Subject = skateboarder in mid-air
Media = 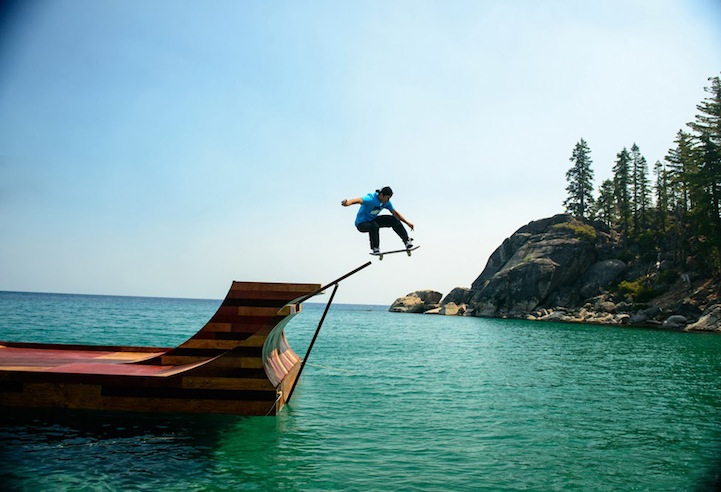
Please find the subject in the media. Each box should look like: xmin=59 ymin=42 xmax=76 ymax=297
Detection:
xmin=341 ymin=186 xmax=415 ymax=255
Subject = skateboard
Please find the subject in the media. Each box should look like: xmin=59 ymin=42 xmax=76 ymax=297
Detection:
xmin=370 ymin=245 xmax=420 ymax=260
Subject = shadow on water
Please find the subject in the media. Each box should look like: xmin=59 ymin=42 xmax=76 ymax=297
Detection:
xmin=0 ymin=407 xmax=284 ymax=491
xmin=698 ymin=457 xmax=721 ymax=492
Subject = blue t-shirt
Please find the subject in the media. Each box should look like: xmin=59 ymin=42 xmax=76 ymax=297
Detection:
xmin=355 ymin=192 xmax=395 ymax=226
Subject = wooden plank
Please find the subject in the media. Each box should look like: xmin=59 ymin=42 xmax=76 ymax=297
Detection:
xmin=200 ymin=322 xmax=233 ymax=332
xmin=98 ymin=396 xmax=274 ymax=415
xmin=236 ymin=306 xmax=289 ymax=317
xmin=208 ymin=313 xmax=282 ymax=325
xmin=0 ymin=346 xmax=166 ymax=369
xmin=100 ymin=385 xmax=276 ymax=401
xmin=183 ymin=332 xmax=267 ymax=347
xmin=96 ymin=351 xmax=163 ymax=361
xmin=198 ymin=323 xmax=265 ymax=335
xmin=230 ymin=282 xmax=320 ymax=293
xmin=18 ymin=382 xmax=102 ymax=407
xmin=225 ymin=290 xmax=314 ymax=301
xmin=182 ymin=377 xmax=274 ymax=391
xmin=177 ymin=339 xmax=264 ymax=351
xmin=160 ymin=356 xmax=213 ymax=366
xmin=160 ymin=356 xmax=263 ymax=369
xmin=237 ymin=357 xmax=263 ymax=369
xmin=2 ymin=391 xmax=277 ymax=416
xmin=0 ymin=342 xmax=166 ymax=353
xmin=230 ymin=334 xmax=266 ymax=348
xmin=48 ymin=362 xmax=175 ymax=376
xmin=0 ymin=365 xmax=50 ymax=372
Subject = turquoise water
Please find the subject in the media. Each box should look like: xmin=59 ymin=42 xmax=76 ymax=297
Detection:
xmin=1 ymin=291 xmax=721 ymax=491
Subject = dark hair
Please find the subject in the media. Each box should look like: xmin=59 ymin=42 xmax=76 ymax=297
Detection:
xmin=377 ymin=186 xmax=393 ymax=197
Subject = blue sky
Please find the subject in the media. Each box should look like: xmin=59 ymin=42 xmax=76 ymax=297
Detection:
xmin=1 ymin=0 xmax=720 ymax=305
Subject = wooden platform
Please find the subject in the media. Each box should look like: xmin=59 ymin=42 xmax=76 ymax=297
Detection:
xmin=0 ymin=281 xmax=321 ymax=416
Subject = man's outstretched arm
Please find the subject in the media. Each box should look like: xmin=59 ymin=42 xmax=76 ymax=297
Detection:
xmin=341 ymin=197 xmax=362 ymax=206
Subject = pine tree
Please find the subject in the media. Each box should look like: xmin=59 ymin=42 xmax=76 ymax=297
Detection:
xmin=630 ymin=143 xmax=651 ymax=234
xmin=555 ymin=73 xmax=721 ymax=274
xmin=594 ymin=179 xmax=615 ymax=228
xmin=653 ymin=160 xmax=668 ymax=232
xmin=665 ymin=131 xmax=697 ymax=264
xmin=613 ymin=148 xmax=632 ymax=240
xmin=688 ymin=75 xmax=721 ymax=145
xmin=688 ymin=76 xmax=721 ymax=269
xmin=665 ymin=130 xmax=696 ymax=214
xmin=563 ymin=139 xmax=595 ymax=220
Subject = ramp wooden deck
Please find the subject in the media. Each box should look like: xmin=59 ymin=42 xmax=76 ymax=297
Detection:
xmin=0 ymin=281 xmax=320 ymax=416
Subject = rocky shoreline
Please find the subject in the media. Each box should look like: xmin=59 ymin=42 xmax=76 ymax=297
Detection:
xmin=390 ymin=214 xmax=721 ymax=333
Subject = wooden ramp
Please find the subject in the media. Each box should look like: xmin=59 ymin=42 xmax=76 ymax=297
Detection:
xmin=0 ymin=281 xmax=321 ymax=416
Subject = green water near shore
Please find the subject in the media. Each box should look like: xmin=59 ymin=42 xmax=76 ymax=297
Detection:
xmin=1 ymin=292 xmax=720 ymax=490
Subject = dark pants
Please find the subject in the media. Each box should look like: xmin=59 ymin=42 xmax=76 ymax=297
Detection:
xmin=356 ymin=215 xmax=409 ymax=249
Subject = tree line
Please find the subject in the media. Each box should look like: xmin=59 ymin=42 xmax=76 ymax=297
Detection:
xmin=563 ymin=73 xmax=721 ymax=274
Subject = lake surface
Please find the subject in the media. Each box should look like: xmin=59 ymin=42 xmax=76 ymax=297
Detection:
xmin=1 ymin=291 xmax=720 ymax=491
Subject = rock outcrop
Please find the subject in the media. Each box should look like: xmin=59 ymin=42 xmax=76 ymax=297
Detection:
xmin=389 ymin=290 xmax=442 ymax=313
xmin=423 ymin=302 xmax=467 ymax=316
xmin=453 ymin=214 xmax=624 ymax=317
xmin=687 ymin=304 xmax=721 ymax=331
xmin=389 ymin=213 xmax=721 ymax=332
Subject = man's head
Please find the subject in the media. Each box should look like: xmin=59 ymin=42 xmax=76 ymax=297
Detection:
xmin=377 ymin=186 xmax=393 ymax=203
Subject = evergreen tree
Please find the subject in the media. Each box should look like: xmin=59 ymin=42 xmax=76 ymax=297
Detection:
xmin=613 ymin=148 xmax=632 ymax=240
xmin=637 ymin=156 xmax=652 ymax=231
xmin=653 ymin=160 xmax=668 ymax=232
xmin=630 ymin=143 xmax=651 ymax=234
xmin=594 ymin=179 xmax=615 ymax=228
xmin=665 ymin=130 xmax=695 ymax=214
xmin=555 ymin=73 xmax=721 ymax=275
xmin=665 ymin=131 xmax=697 ymax=264
xmin=687 ymin=75 xmax=721 ymax=217
xmin=687 ymin=76 xmax=721 ymax=269
xmin=688 ymin=75 xmax=721 ymax=145
xmin=563 ymin=139 xmax=595 ymax=220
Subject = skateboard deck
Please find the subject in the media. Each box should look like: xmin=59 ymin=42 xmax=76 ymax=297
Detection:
xmin=370 ymin=245 xmax=420 ymax=260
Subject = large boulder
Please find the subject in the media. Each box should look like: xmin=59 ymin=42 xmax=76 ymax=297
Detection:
xmin=440 ymin=302 xmax=460 ymax=316
xmin=442 ymin=287 xmax=471 ymax=305
xmin=663 ymin=315 xmax=688 ymax=328
xmin=578 ymin=259 xmax=626 ymax=299
xmin=686 ymin=304 xmax=721 ymax=332
xmin=410 ymin=290 xmax=442 ymax=304
xmin=389 ymin=290 xmax=442 ymax=313
xmin=423 ymin=302 xmax=467 ymax=316
xmin=454 ymin=214 xmax=617 ymax=317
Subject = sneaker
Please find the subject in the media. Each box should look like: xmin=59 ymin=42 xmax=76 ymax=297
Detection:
xmin=371 ymin=248 xmax=381 ymax=255
xmin=404 ymin=238 xmax=414 ymax=249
